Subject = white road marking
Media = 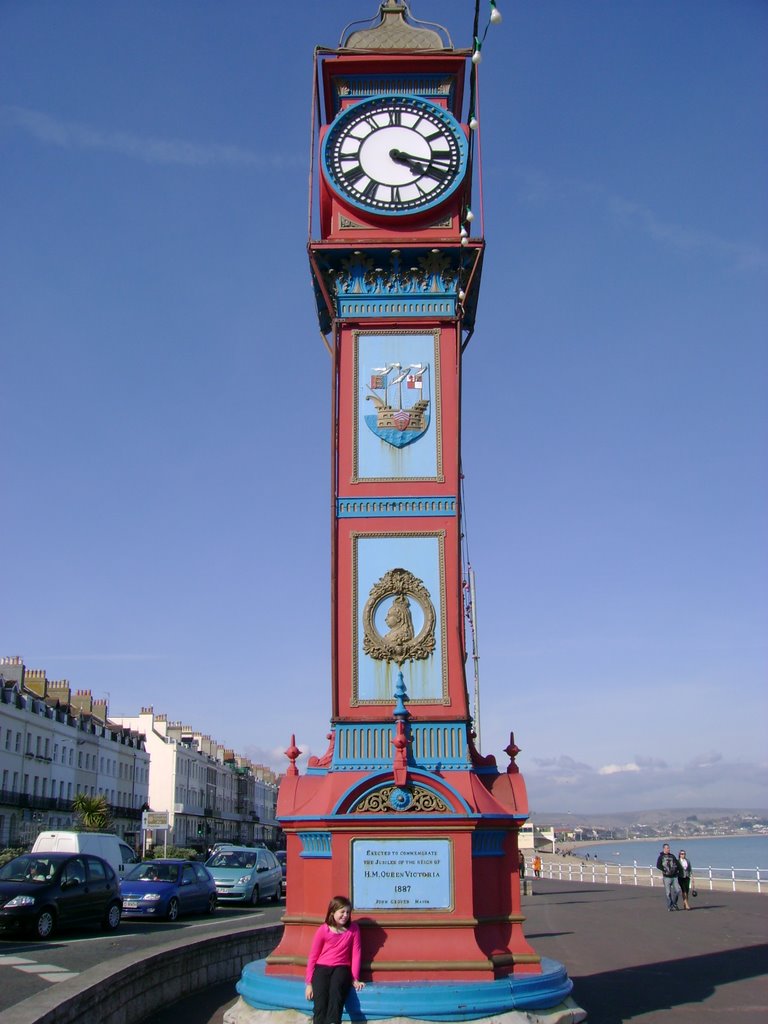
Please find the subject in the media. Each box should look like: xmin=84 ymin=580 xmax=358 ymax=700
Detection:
xmin=14 ymin=963 xmax=71 ymax=974
xmin=1 ymin=959 xmax=80 ymax=984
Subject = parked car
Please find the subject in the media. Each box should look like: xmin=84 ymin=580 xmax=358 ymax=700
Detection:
xmin=0 ymin=852 xmax=122 ymax=939
xmin=119 ymin=859 xmax=217 ymax=921
xmin=205 ymin=845 xmax=282 ymax=905
xmin=32 ymin=831 xmax=140 ymax=879
xmin=275 ymin=850 xmax=287 ymax=895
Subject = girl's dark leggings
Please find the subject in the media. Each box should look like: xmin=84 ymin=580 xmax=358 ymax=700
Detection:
xmin=312 ymin=964 xmax=352 ymax=1024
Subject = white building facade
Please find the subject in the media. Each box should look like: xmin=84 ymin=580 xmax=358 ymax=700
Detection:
xmin=0 ymin=657 xmax=149 ymax=849
xmin=113 ymin=708 xmax=279 ymax=852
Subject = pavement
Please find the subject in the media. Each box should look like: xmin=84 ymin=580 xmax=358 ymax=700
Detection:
xmin=143 ymin=879 xmax=768 ymax=1024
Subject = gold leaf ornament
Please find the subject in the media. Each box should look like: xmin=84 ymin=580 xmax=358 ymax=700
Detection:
xmin=362 ymin=567 xmax=436 ymax=665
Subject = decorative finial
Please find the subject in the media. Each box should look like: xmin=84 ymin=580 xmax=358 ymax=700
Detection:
xmin=391 ymin=672 xmax=411 ymax=787
xmin=393 ymin=671 xmax=410 ymax=719
xmin=505 ymin=732 xmax=521 ymax=774
xmin=285 ymin=734 xmax=301 ymax=776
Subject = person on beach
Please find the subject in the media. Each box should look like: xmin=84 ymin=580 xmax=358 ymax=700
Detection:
xmin=305 ymin=895 xmax=365 ymax=1024
xmin=677 ymin=850 xmax=694 ymax=910
xmin=533 ymin=854 xmax=542 ymax=878
xmin=656 ymin=843 xmax=681 ymax=910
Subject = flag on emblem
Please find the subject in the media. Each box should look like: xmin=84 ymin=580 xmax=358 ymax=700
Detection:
xmin=370 ymin=374 xmax=387 ymax=389
xmin=407 ymin=374 xmax=423 ymax=389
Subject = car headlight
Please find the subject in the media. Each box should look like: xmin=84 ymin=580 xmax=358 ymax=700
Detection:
xmin=5 ymin=895 xmax=35 ymax=908
xmin=142 ymin=893 xmax=163 ymax=902
xmin=237 ymin=874 xmax=252 ymax=885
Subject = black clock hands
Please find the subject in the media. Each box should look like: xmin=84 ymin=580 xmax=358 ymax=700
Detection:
xmin=390 ymin=148 xmax=427 ymax=174
xmin=390 ymin=149 xmax=450 ymax=183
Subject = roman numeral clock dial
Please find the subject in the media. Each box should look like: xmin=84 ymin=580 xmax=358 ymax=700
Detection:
xmin=322 ymin=95 xmax=468 ymax=216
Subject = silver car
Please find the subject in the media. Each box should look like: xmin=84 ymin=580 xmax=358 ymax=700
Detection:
xmin=204 ymin=846 xmax=282 ymax=905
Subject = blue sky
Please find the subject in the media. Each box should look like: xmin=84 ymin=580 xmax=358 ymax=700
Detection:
xmin=2 ymin=1 xmax=766 ymax=814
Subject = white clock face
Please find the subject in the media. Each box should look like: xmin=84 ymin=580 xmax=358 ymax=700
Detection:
xmin=322 ymin=96 xmax=467 ymax=215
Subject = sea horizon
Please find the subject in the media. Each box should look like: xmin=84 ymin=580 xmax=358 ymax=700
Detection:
xmin=570 ymin=834 xmax=768 ymax=871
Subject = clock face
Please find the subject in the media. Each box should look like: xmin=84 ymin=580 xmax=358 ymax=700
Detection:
xmin=322 ymin=95 xmax=468 ymax=216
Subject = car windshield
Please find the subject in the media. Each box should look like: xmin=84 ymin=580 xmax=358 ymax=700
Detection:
xmin=0 ymin=856 xmax=57 ymax=882
xmin=207 ymin=851 xmax=257 ymax=869
xmin=126 ymin=863 xmax=178 ymax=882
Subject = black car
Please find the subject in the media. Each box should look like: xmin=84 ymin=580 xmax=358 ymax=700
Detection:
xmin=0 ymin=852 xmax=122 ymax=939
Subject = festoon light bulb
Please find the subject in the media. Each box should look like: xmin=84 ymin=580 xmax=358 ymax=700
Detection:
xmin=490 ymin=1 xmax=503 ymax=26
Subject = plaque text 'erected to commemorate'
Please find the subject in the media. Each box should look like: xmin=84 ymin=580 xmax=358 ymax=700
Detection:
xmin=352 ymin=839 xmax=452 ymax=910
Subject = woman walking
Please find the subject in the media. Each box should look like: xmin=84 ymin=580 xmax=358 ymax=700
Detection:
xmin=305 ymin=896 xmax=365 ymax=1024
xmin=677 ymin=850 xmax=694 ymax=910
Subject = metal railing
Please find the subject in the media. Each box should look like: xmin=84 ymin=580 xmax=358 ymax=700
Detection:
xmin=536 ymin=858 xmax=766 ymax=894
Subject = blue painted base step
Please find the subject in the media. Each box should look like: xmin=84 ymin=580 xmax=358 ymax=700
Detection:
xmin=230 ymin=958 xmax=585 ymax=1023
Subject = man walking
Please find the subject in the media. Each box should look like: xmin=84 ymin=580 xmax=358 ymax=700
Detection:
xmin=656 ymin=843 xmax=681 ymax=911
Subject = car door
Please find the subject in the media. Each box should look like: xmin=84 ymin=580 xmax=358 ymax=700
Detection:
xmin=257 ymin=849 xmax=280 ymax=898
xmin=178 ymin=863 xmax=202 ymax=913
xmin=57 ymin=856 xmax=89 ymax=925
xmin=84 ymin=856 xmax=116 ymax=921
xmin=192 ymin=863 xmax=214 ymax=910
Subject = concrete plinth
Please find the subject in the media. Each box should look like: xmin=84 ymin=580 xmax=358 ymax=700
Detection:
xmin=224 ymin=998 xmax=586 ymax=1024
xmin=225 ymin=959 xmax=585 ymax=1024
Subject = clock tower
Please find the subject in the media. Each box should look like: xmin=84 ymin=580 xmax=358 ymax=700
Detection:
xmin=232 ymin=4 xmax=579 ymax=1022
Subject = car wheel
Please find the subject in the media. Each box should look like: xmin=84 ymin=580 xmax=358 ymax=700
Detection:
xmin=250 ymin=886 xmax=260 ymax=907
xmin=101 ymin=901 xmax=122 ymax=931
xmin=271 ymin=884 xmax=280 ymax=903
xmin=32 ymin=908 xmax=56 ymax=940
xmin=166 ymin=897 xmax=180 ymax=922
xmin=206 ymin=893 xmax=217 ymax=915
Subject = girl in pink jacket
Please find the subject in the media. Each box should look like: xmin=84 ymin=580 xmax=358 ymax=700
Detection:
xmin=305 ymin=896 xmax=365 ymax=1024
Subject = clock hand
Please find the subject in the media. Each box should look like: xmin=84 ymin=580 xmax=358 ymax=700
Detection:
xmin=389 ymin=149 xmax=428 ymax=175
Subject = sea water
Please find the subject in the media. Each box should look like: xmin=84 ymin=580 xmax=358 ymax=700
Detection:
xmin=574 ymin=834 xmax=768 ymax=870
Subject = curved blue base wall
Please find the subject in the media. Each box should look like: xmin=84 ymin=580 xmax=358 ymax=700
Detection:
xmin=236 ymin=959 xmax=573 ymax=1022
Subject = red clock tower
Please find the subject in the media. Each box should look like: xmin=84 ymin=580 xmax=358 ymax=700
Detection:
xmin=233 ymin=4 xmax=578 ymax=1022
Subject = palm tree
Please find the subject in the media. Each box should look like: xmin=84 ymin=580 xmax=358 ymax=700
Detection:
xmin=71 ymin=792 xmax=113 ymax=832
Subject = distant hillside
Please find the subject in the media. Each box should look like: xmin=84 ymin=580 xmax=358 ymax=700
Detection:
xmin=529 ymin=808 xmax=768 ymax=829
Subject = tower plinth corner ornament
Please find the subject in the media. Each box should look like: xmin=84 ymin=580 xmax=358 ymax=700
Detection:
xmin=505 ymin=732 xmax=521 ymax=774
xmin=284 ymin=734 xmax=301 ymax=776
xmin=307 ymin=731 xmax=336 ymax=769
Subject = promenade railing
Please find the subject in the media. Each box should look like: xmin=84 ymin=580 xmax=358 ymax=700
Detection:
xmin=537 ymin=857 xmax=766 ymax=894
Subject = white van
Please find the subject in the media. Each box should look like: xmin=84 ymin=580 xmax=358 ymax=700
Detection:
xmin=31 ymin=832 xmax=140 ymax=878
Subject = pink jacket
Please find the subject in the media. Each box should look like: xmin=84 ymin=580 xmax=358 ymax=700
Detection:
xmin=306 ymin=922 xmax=362 ymax=983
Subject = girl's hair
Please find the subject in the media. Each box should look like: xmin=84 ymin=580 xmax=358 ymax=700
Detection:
xmin=325 ymin=895 xmax=352 ymax=926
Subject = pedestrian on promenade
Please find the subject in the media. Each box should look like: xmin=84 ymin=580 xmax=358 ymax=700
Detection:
xmin=518 ymin=850 xmax=526 ymax=878
xmin=305 ymin=895 xmax=365 ymax=1024
xmin=677 ymin=849 xmax=694 ymax=910
xmin=656 ymin=843 xmax=681 ymax=910
xmin=533 ymin=854 xmax=542 ymax=878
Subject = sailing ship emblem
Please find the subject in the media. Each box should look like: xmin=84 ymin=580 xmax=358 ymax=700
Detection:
xmin=365 ymin=363 xmax=430 ymax=448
